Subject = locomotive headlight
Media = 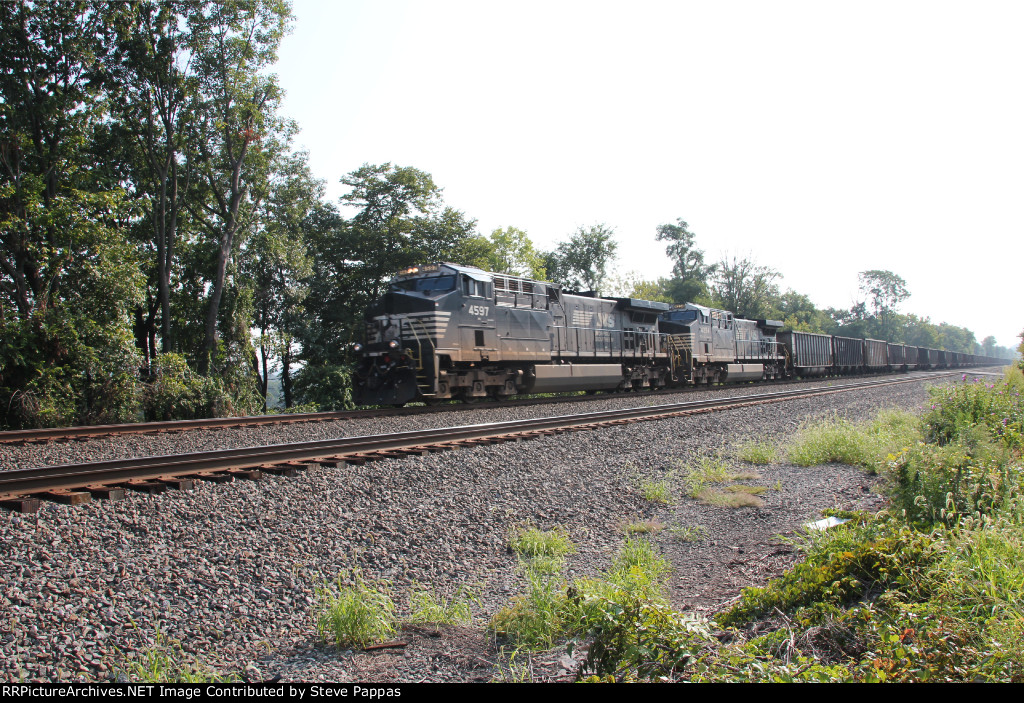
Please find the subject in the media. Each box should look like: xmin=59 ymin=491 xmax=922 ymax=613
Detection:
xmin=388 ymin=340 xmax=399 ymax=349
xmin=352 ymin=343 xmax=363 ymax=353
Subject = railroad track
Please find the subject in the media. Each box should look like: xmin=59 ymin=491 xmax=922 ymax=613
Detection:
xmin=0 ymin=371 xmax=959 ymax=513
xmin=2 ymin=368 xmax=992 ymax=446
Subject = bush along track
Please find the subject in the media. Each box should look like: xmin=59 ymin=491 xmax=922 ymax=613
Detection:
xmin=487 ymin=368 xmax=1024 ymax=682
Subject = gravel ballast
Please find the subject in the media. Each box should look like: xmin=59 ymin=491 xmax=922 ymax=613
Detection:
xmin=0 ymin=376 xmax=955 ymax=682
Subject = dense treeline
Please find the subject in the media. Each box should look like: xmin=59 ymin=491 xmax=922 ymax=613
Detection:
xmin=0 ymin=1 xmax=1016 ymax=429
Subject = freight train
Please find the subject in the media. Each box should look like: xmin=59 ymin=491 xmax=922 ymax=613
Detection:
xmin=353 ymin=263 xmax=1004 ymax=405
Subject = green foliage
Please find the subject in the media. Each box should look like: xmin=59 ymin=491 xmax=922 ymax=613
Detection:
xmin=315 ymin=572 xmax=397 ymax=649
xmin=477 ymin=226 xmax=546 ymax=279
xmin=581 ymin=599 xmax=710 ymax=680
xmin=923 ymin=374 xmax=1024 ymax=451
xmin=679 ymin=455 xmax=730 ymax=496
xmin=736 ymin=438 xmax=780 ymax=464
xmin=718 ymin=518 xmax=937 ymax=628
xmin=543 ymin=224 xmax=618 ymax=295
xmin=489 ymin=536 xmax=674 ymax=656
xmin=406 ymin=586 xmax=477 ymax=627
xmin=655 ymin=218 xmax=714 ymax=304
xmin=115 ymin=631 xmax=236 ymax=683
xmin=786 ymin=409 xmax=922 ymax=472
xmin=293 ymin=363 xmax=354 ymax=411
xmin=509 ymin=526 xmax=576 ymax=561
xmin=490 ymin=564 xmax=571 ymax=650
xmin=667 ymin=524 xmax=708 ymax=542
xmin=709 ymin=254 xmax=781 ymax=320
xmin=640 ymin=479 xmax=673 ymax=504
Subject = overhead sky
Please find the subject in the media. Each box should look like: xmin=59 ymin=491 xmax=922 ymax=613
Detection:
xmin=274 ymin=0 xmax=1023 ymax=349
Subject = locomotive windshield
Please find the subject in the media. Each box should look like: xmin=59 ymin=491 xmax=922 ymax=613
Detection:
xmin=665 ymin=309 xmax=699 ymax=322
xmin=390 ymin=275 xmax=457 ymax=294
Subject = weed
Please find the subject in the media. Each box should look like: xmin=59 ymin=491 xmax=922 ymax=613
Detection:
xmin=489 ymin=537 xmax=674 ymax=653
xmin=510 ymin=525 xmax=575 ymax=560
xmin=640 ymin=479 xmax=673 ymax=504
xmin=667 ymin=524 xmax=708 ymax=542
xmin=114 ymin=631 xmax=235 ymax=683
xmin=736 ymin=439 xmax=779 ymax=464
xmin=489 ymin=566 xmax=569 ymax=650
xmin=406 ymin=586 xmax=477 ymax=627
xmin=725 ymin=484 xmax=768 ymax=495
xmin=679 ymin=455 xmax=731 ymax=497
xmin=695 ymin=489 xmax=765 ymax=508
xmin=623 ymin=518 xmax=664 ymax=534
xmin=315 ymin=572 xmax=396 ymax=649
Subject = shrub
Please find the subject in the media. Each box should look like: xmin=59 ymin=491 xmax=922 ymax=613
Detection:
xmin=786 ymin=409 xmax=922 ymax=472
xmin=717 ymin=518 xmax=937 ymax=627
xmin=923 ymin=375 xmax=1024 ymax=451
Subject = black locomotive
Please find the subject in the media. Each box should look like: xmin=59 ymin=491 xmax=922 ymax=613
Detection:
xmin=353 ymin=263 xmax=1003 ymax=405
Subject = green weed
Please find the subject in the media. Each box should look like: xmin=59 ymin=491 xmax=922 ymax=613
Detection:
xmin=667 ymin=524 xmax=708 ymax=542
xmin=315 ymin=572 xmax=397 ymax=649
xmin=510 ymin=526 xmax=576 ymax=560
xmin=640 ymin=479 xmax=673 ymax=504
xmin=406 ymin=586 xmax=477 ymax=627
xmin=736 ymin=439 xmax=780 ymax=464
xmin=115 ymin=631 xmax=236 ymax=683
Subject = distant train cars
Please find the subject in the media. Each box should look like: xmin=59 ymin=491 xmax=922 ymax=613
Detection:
xmin=354 ymin=263 xmax=1005 ymax=405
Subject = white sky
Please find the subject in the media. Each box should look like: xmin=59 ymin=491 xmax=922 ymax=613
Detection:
xmin=275 ymin=0 xmax=1023 ymax=350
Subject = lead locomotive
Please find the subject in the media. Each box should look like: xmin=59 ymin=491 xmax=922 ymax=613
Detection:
xmin=353 ymin=263 xmax=787 ymax=405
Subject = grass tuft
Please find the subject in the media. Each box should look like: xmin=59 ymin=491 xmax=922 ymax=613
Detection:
xmin=406 ymin=586 xmax=477 ymax=627
xmin=115 ymin=631 xmax=236 ymax=683
xmin=640 ymin=479 xmax=674 ymax=504
xmin=315 ymin=572 xmax=396 ymax=649
xmin=695 ymin=489 xmax=765 ymax=508
xmin=510 ymin=525 xmax=576 ymax=560
xmin=623 ymin=518 xmax=665 ymax=534
xmin=736 ymin=438 xmax=780 ymax=464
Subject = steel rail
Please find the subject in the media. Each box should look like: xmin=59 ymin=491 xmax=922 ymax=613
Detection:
xmin=1 ymin=367 xmax=997 ymax=446
xmin=0 ymin=377 xmax=831 ymax=444
xmin=0 ymin=372 xmax=954 ymax=507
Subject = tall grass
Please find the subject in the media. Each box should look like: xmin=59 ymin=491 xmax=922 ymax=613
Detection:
xmin=315 ymin=572 xmax=397 ymax=648
xmin=488 ymin=536 xmax=675 ymax=652
xmin=786 ymin=408 xmax=922 ymax=472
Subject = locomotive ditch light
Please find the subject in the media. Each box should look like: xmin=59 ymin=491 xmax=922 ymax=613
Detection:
xmin=352 ymin=342 xmax=363 ymax=353
xmin=388 ymin=340 xmax=399 ymax=349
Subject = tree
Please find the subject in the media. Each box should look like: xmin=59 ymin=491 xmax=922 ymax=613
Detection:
xmin=545 ymin=224 xmax=618 ymax=294
xmin=858 ymin=270 xmax=910 ymax=341
xmin=479 ymin=227 xmax=545 ymax=278
xmin=107 ymin=1 xmax=205 ymax=362
xmin=0 ymin=0 xmax=145 ymax=427
xmin=294 ymin=163 xmax=479 ymax=408
xmin=655 ymin=218 xmax=714 ymax=303
xmin=773 ymin=290 xmax=831 ymax=333
xmin=243 ymin=149 xmax=320 ymax=409
xmin=709 ymin=254 xmax=781 ymax=320
xmin=981 ymin=335 xmax=997 ymax=357
xmin=185 ymin=0 xmax=293 ymax=375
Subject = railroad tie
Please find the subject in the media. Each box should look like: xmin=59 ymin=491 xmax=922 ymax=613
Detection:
xmin=0 ymin=496 xmax=41 ymax=513
xmin=38 ymin=489 xmax=91 ymax=505
xmin=85 ymin=485 xmax=126 ymax=501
